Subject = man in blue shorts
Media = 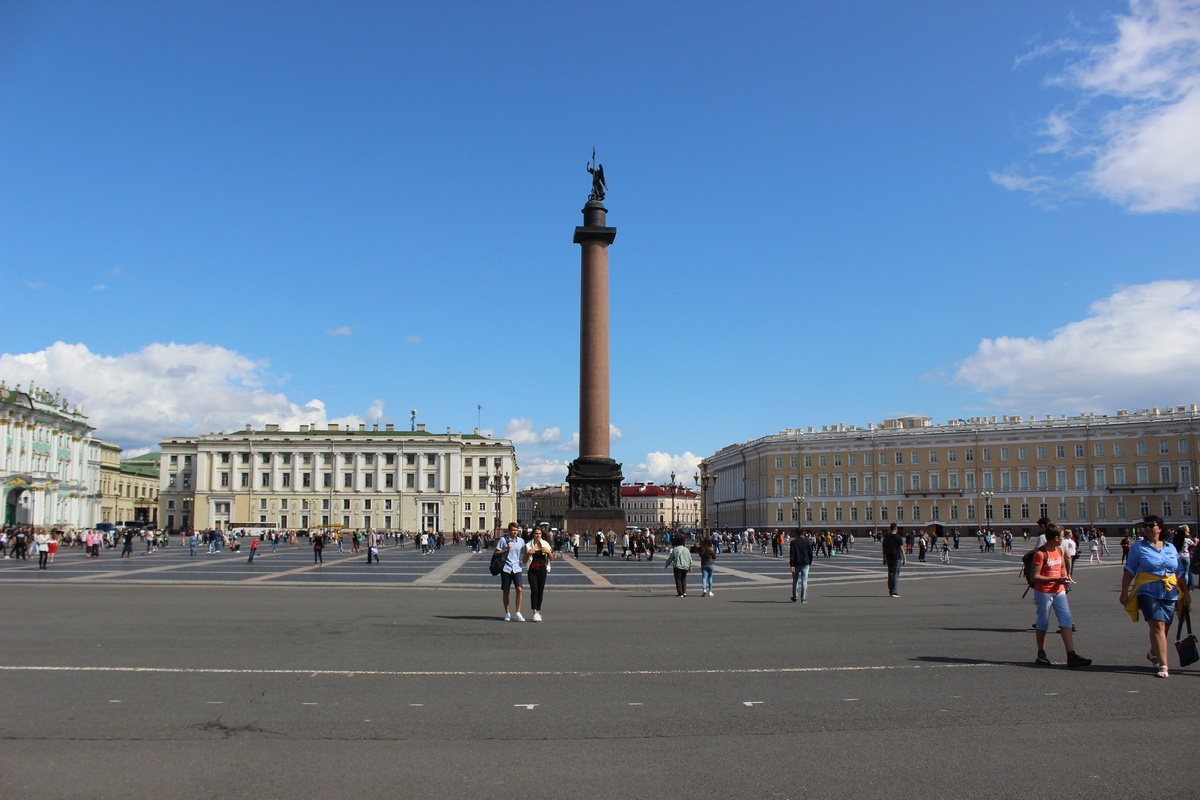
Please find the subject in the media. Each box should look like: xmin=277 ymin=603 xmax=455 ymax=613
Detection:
xmin=495 ymin=522 xmax=527 ymax=622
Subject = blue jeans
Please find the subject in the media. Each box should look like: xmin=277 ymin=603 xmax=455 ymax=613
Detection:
xmin=886 ymin=556 xmax=902 ymax=595
xmin=701 ymin=564 xmax=715 ymax=594
xmin=1181 ymin=556 xmax=1193 ymax=589
xmin=791 ymin=565 xmax=809 ymax=601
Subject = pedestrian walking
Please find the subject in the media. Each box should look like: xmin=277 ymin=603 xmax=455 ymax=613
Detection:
xmin=366 ymin=530 xmax=380 ymax=564
xmin=1120 ymin=515 xmax=1192 ymax=678
xmin=312 ymin=531 xmax=324 ymax=565
xmin=247 ymin=537 xmax=258 ymax=563
xmin=882 ymin=523 xmax=906 ymax=597
xmin=790 ymin=530 xmax=814 ymax=603
xmin=698 ymin=533 xmax=716 ymax=597
xmin=1030 ymin=524 xmax=1092 ymax=669
xmin=523 ymin=527 xmax=553 ymax=622
xmin=35 ymin=530 xmax=51 ymax=569
xmin=495 ymin=522 xmax=526 ymax=621
xmin=664 ymin=534 xmax=693 ymax=597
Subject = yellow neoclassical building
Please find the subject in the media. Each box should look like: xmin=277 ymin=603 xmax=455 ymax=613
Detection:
xmin=703 ymin=406 xmax=1200 ymax=535
xmin=158 ymin=422 xmax=517 ymax=534
xmin=97 ymin=442 xmax=160 ymax=526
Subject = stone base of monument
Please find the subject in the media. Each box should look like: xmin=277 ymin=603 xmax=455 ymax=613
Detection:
xmin=565 ymin=456 xmax=626 ymax=535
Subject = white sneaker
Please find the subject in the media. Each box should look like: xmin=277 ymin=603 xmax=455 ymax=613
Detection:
xmin=503 ymin=612 xmax=511 ymax=621
xmin=532 ymin=612 xmax=542 ymax=622
xmin=514 ymin=612 xmax=526 ymax=622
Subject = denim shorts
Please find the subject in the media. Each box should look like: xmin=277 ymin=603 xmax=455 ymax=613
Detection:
xmin=1137 ymin=594 xmax=1177 ymax=624
xmin=1034 ymin=590 xmax=1073 ymax=631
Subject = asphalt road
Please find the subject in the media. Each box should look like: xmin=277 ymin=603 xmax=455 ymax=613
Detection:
xmin=2 ymin=546 xmax=1196 ymax=800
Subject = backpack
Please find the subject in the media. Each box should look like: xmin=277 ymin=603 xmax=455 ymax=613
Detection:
xmin=1020 ymin=547 xmax=1045 ymax=595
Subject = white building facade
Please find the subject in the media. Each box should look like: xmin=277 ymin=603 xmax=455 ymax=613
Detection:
xmin=1 ymin=382 xmax=100 ymax=530
xmin=158 ymin=422 xmax=517 ymax=534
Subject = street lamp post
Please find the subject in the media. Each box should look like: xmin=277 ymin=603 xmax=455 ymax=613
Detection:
xmin=492 ymin=469 xmax=511 ymax=540
xmin=793 ymin=495 xmax=806 ymax=530
xmin=694 ymin=467 xmax=716 ymax=538
xmin=665 ymin=470 xmax=680 ymax=537
xmin=1190 ymin=484 xmax=1200 ymax=536
xmin=980 ymin=490 xmax=994 ymax=530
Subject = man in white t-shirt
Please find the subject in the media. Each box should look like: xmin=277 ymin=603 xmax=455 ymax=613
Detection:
xmin=494 ymin=522 xmax=527 ymax=622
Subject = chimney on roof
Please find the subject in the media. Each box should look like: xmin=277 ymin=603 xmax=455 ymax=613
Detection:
xmin=386 ymin=423 xmax=394 ymax=431
xmin=328 ymin=423 xmax=339 ymax=431
xmin=417 ymin=423 xmax=426 ymax=433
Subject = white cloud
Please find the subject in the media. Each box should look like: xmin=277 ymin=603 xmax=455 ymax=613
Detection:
xmin=0 ymin=341 xmax=382 ymax=450
xmin=518 ymin=457 xmax=568 ymax=486
xmin=998 ymin=0 xmax=1200 ymax=212
xmin=108 ymin=266 xmax=122 ymax=278
xmin=504 ymin=418 xmax=561 ymax=446
xmin=406 ymin=335 xmax=422 ymax=346
xmin=326 ymin=326 xmax=352 ymax=336
xmin=91 ymin=284 xmax=107 ymax=292
xmin=26 ymin=281 xmax=47 ymax=290
xmin=635 ymin=452 xmax=703 ymax=485
xmin=953 ymin=280 xmax=1200 ymax=411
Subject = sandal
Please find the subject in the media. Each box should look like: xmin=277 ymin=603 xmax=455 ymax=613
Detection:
xmin=1156 ymin=665 xmax=1169 ymax=679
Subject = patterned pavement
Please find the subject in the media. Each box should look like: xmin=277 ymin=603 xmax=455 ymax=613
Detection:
xmin=0 ymin=539 xmax=1124 ymax=590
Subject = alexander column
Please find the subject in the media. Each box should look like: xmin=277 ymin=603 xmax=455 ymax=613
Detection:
xmin=566 ymin=153 xmax=626 ymax=536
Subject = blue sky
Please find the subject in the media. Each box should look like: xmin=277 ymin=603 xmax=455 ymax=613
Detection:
xmin=3 ymin=0 xmax=1199 ymax=488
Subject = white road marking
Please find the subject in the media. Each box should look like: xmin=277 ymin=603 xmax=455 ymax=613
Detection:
xmin=302 ymin=702 xmax=318 ymax=705
xmin=742 ymin=701 xmax=763 ymax=706
xmin=410 ymin=704 xmax=424 ymax=707
xmin=514 ymin=704 xmax=538 ymax=710
xmin=109 ymin=700 xmax=121 ymax=703
xmin=566 ymin=558 xmax=616 ymax=589
xmin=844 ymin=698 xmax=858 ymax=701
xmin=0 ymin=663 xmax=1004 ymax=678
xmin=628 ymin=702 xmax=643 ymax=706
xmin=206 ymin=701 xmax=222 ymax=704
xmin=414 ymin=553 xmax=474 ymax=586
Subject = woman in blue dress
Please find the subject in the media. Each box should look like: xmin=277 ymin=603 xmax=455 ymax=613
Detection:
xmin=1119 ymin=515 xmax=1192 ymax=678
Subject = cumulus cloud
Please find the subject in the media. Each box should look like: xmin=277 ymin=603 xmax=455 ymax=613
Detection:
xmin=953 ymin=280 xmax=1200 ymax=411
xmin=996 ymin=0 xmax=1200 ymax=212
xmin=326 ymin=326 xmax=352 ymax=336
xmin=504 ymin=418 xmax=561 ymax=446
xmin=636 ymin=452 xmax=703 ymax=485
xmin=518 ymin=457 xmax=569 ymax=485
xmin=0 ymin=342 xmax=381 ymax=450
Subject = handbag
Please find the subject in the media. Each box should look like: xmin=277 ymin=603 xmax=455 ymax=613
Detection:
xmin=1175 ymin=606 xmax=1199 ymax=667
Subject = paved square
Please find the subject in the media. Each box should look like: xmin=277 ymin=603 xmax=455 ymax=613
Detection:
xmin=1 ymin=542 xmax=1195 ymax=799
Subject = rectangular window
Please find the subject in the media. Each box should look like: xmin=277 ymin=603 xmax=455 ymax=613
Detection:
xmin=804 ymin=456 xmax=812 ymax=468
xmin=819 ymin=455 xmax=827 ymax=467
xmin=261 ymin=453 xmax=271 ymax=464
xmin=1136 ymin=465 xmax=1149 ymax=484
xmin=1094 ymin=466 xmax=1105 ymax=488
xmin=281 ymin=473 xmax=290 ymax=488
xmin=240 ymin=472 xmax=249 ymax=487
xmin=965 ymin=472 xmax=975 ymax=491
xmin=818 ymin=477 xmax=828 ymax=494
xmin=1160 ymin=465 xmax=1171 ymax=483
xmin=385 ymin=473 xmax=394 ymax=488
xmin=948 ymin=472 xmax=959 ymax=489
xmin=302 ymin=473 xmax=311 ymax=488
xmin=1001 ymin=447 xmax=1010 ymax=461
xmin=863 ymin=476 xmax=873 ymax=493
xmin=364 ymin=499 xmax=372 ymax=510
xmin=848 ymin=476 xmax=858 ymax=493
xmin=929 ymin=451 xmax=938 ymax=463
xmin=260 ymin=472 xmax=270 ymax=488
xmin=220 ymin=472 xmax=229 ymax=487
xmin=1114 ymin=466 xmax=1126 ymax=483
xmin=1136 ymin=441 xmax=1147 ymax=456
xmin=833 ymin=476 xmax=843 ymax=493
xmin=965 ymin=449 xmax=974 ymax=462
xmin=789 ymin=477 xmax=799 ymax=495
xmin=1180 ymin=439 xmax=1190 ymax=454
xmin=1055 ymin=468 xmax=1066 ymax=488
xmin=834 ymin=455 xmax=843 ymax=467
xmin=1114 ymin=443 xmax=1124 ymax=456
xmin=929 ymin=472 xmax=939 ymax=490
xmin=343 ymin=499 xmax=351 ymax=510
xmin=982 ymin=448 xmax=991 ymax=462
xmin=259 ymin=498 xmax=268 ymax=510
xmin=774 ymin=478 xmax=784 ymax=496
xmin=406 ymin=454 xmax=416 ymax=465
xmin=848 ymin=454 xmax=856 ymax=467
xmin=864 ymin=454 xmax=872 ymax=466
xmin=983 ymin=471 xmax=993 ymax=490
xmin=948 ymin=450 xmax=957 ymax=462
xmin=363 ymin=453 xmax=374 ymax=465
xmin=910 ymin=473 xmax=920 ymax=491
xmin=1074 ymin=468 xmax=1085 ymax=488
xmin=343 ymin=473 xmax=353 ymax=488
xmin=1055 ymin=446 xmax=1065 ymax=458
xmin=790 ymin=456 xmax=798 ymax=468
xmin=1001 ymin=471 xmax=1012 ymax=489
xmin=804 ymin=477 xmax=813 ymax=494
xmin=322 ymin=473 xmax=332 ymax=488
xmin=1182 ymin=465 xmax=1192 ymax=484
xmin=1074 ymin=445 xmax=1084 ymax=458
xmin=895 ymin=453 xmax=904 ymax=465
xmin=878 ymin=474 xmax=888 ymax=493
xmin=774 ymin=457 xmax=783 ymax=469
xmin=426 ymin=473 xmax=436 ymax=490
xmin=364 ymin=474 xmax=373 ymax=489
